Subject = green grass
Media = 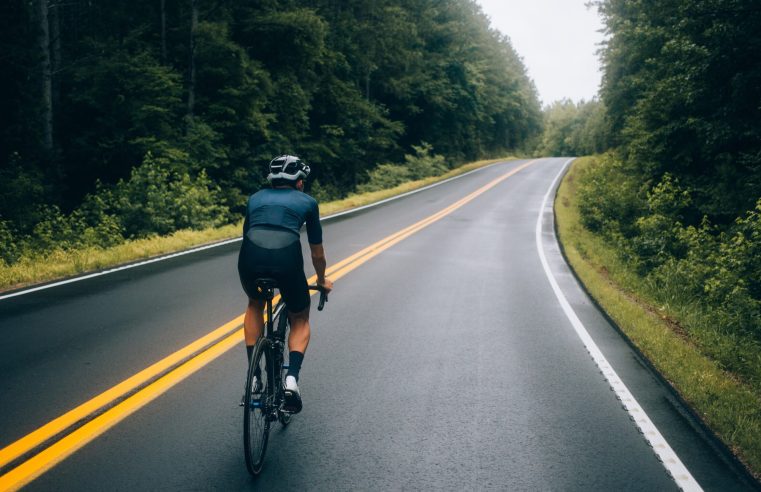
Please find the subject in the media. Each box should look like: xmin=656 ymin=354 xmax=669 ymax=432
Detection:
xmin=0 ymin=156 xmax=511 ymax=292
xmin=555 ymin=156 xmax=761 ymax=479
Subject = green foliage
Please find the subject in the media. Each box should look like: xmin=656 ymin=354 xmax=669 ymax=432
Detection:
xmin=63 ymin=47 xmax=185 ymax=190
xmin=596 ymin=0 xmax=761 ymax=222
xmin=578 ymin=0 xmax=761 ymax=373
xmin=357 ymin=142 xmax=447 ymax=193
xmin=29 ymin=206 xmax=124 ymax=254
xmin=539 ymin=99 xmax=610 ymax=156
xmin=0 ymin=219 xmax=22 ymax=266
xmin=577 ymin=156 xmax=761 ymax=354
xmin=106 ymin=153 xmax=231 ymax=238
xmin=404 ymin=142 xmax=449 ymax=179
xmin=0 ymin=0 xmax=542 ymax=269
xmin=576 ymin=154 xmax=643 ymax=238
xmin=356 ymin=164 xmax=412 ymax=194
xmin=629 ymin=174 xmax=694 ymax=271
xmin=558 ymin=157 xmax=761 ymax=475
xmin=0 ymin=156 xmax=48 ymax=230
xmin=308 ymin=180 xmax=342 ymax=203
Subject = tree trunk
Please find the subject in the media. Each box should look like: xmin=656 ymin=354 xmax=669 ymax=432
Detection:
xmin=50 ymin=0 xmax=61 ymax=111
xmin=160 ymin=0 xmax=167 ymax=64
xmin=37 ymin=0 xmax=54 ymax=154
xmin=365 ymin=69 xmax=371 ymax=101
xmin=187 ymin=0 xmax=198 ymax=119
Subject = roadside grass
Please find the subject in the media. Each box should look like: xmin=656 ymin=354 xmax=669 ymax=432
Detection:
xmin=555 ymin=156 xmax=761 ymax=478
xmin=0 ymin=156 xmax=511 ymax=293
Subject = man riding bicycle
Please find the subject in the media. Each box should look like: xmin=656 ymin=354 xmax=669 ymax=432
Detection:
xmin=238 ymin=155 xmax=333 ymax=413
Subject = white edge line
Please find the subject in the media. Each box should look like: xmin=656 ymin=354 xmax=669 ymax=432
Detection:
xmin=535 ymin=158 xmax=702 ymax=492
xmin=0 ymin=159 xmax=515 ymax=301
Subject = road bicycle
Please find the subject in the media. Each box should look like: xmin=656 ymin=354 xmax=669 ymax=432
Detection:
xmin=243 ymin=279 xmax=327 ymax=475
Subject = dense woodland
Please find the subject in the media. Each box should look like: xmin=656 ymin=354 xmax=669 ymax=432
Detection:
xmin=0 ymin=0 xmax=542 ymax=264
xmin=548 ymin=0 xmax=761 ymax=375
xmin=538 ymin=98 xmax=609 ymax=157
xmin=4 ymin=0 xmax=759 ymax=353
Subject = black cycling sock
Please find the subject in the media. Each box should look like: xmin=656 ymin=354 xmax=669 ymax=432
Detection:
xmin=286 ymin=351 xmax=304 ymax=381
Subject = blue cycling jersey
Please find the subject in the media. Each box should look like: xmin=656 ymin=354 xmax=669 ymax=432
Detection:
xmin=243 ymin=188 xmax=322 ymax=245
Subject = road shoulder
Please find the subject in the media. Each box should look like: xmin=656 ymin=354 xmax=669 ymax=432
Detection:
xmin=554 ymin=156 xmax=761 ymax=485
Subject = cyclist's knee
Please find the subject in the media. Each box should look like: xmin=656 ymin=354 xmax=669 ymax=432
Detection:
xmin=288 ymin=307 xmax=310 ymax=323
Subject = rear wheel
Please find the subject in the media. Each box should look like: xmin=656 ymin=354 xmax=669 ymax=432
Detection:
xmin=244 ymin=338 xmax=273 ymax=475
xmin=276 ymin=309 xmax=292 ymax=426
xmin=275 ymin=303 xmax=289 ymax=340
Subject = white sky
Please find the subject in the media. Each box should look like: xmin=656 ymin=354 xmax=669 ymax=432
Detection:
xmin=476 ymin=0 xmax=605 ymax=105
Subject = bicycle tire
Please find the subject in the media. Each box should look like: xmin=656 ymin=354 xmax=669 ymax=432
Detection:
xmin=275 ymin=303 xmax=289 ymax=341
xmin=275 ymin=307 xmax=292 ymax=427
xmin=244 ymin=337 xmax=273 ymax=475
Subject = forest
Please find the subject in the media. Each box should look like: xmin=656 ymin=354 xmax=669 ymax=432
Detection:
xmin=548 ymin=0 xmax=761 ymax=387
xmin=0 ymin=0 xmax=542 ymax=265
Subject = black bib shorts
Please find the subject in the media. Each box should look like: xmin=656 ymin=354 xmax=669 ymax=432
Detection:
xmin=237 ymin=226 xmax=310 ymax=313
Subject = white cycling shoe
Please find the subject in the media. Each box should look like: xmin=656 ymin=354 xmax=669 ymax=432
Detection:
xmin=282 ymin=375 xmax=302 ymax=413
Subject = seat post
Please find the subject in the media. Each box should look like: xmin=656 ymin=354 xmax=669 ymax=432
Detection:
xmin=266 ymin=298 xmax=273 ymax=337
xmin=255 ymin=278 xmax=277 ymax=338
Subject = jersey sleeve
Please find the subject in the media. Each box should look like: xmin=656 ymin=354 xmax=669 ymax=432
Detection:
xmin=242 ymin=194 xmax=253 ymax=234
xmin=305 ymin=199 xmax=323 ymax=244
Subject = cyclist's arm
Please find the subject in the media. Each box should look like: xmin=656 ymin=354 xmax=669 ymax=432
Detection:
xmin=309 ymin=243 xmax=332 ymax=293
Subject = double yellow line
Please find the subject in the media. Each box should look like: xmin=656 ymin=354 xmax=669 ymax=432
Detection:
xmin=0 ymin=159 xmax=537 ymax=491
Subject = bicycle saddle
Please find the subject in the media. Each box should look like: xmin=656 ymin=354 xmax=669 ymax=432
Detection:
xmin=253 ymin=278 xmax=278 ymax=297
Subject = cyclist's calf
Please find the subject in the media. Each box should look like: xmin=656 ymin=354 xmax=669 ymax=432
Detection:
xmin=287 ymin=306 xmax=310 ymax=354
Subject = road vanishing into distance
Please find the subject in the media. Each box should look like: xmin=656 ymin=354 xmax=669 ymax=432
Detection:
xmin=1 ymin=158 xmax=757 ymax=491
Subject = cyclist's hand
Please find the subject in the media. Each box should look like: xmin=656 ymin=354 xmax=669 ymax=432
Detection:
xmin=318 ymin=277 xmax=333 ymax=294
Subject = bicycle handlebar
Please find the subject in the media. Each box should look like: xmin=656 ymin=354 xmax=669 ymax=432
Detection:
xmin=308 ymin=285 xmax=329 ymax=311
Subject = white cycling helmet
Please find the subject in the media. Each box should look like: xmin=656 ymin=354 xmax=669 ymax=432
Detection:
xmin=267 ymin=155 xmax=310 ymax=182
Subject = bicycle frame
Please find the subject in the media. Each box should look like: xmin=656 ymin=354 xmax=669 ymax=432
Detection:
xmin=244 ymin=281 xmax=327 ymax=475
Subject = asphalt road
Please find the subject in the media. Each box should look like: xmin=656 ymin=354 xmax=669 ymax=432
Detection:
xmin=0 ymin=158 xmax=757 ymax=491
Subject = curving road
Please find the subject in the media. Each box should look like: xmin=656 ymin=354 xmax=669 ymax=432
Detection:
xmin=0 ymin=158 xmax=756 ymax=491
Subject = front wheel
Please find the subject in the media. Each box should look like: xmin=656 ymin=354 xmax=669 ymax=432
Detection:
xmin=244 ymin=337 xmax=273 ymax=475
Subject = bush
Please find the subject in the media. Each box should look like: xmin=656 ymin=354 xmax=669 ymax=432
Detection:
xmin=357 ymin=142 xmax=447 ymax=194
xmin=576 ymin=155 xmax=761 ymax=352
xmin=356 ymin=163 xmax=412 ymax=194
xmin=404 ymin=142 xmax=448 ymax=180
xmin=308 ymin=180 xmax=342 ymax=203
xmin=730 ymin=200 xmax=761 ymax=301
xmin=0 ymin=219 xmax=23 ymax=265
xmin=576 ymin=153 xmax=644 ymax=238
xmin=0 ymin=151 xmax=233 ymax=267
xmin=108 ymin=152 xmax=231 ymax=238
xmin=629 ymin=174 xmax=693 ymax=272
xmin=29 ymin=205 xmax=124 ymax=254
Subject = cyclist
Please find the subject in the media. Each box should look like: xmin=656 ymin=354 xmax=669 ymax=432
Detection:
xmin=238 ymin=155 xmax=333 ymax=413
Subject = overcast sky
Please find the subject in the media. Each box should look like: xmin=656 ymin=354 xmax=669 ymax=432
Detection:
xmin=476 ymin=0 xmax=606 ymax=106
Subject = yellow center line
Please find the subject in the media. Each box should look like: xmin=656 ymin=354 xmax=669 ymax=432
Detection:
xmin=0 ymin=159 xmax=538 ymax=491
xmin=0 ymin=316 xmax=244 ymax=469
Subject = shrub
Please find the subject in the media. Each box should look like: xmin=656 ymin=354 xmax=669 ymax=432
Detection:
xmin=576 ymin=153 xmax=644 ymax=238
xmin=357 ymin=142 xmax=447 ymax=194
xmin=108 ymin=152 xmax=231 ymax=238
xmin=0 ymin=219 xmax=23 ymax=265
xmin=729 ymin=200 xmax=761 ymax=301
xmin=29 ymin=205 xmax=125 ymax=254
xmin=404 ymin=142 xmax=448 ymax=180
xmin=576 ymin=155 xmax=761 ymax=356
xmin=309 ymin=180 xmax=342 ymax=203
xmin=628 ymin=174 xmax=693 ymax=272
xmin=356 ymin=163 xmax=412 ymax=194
